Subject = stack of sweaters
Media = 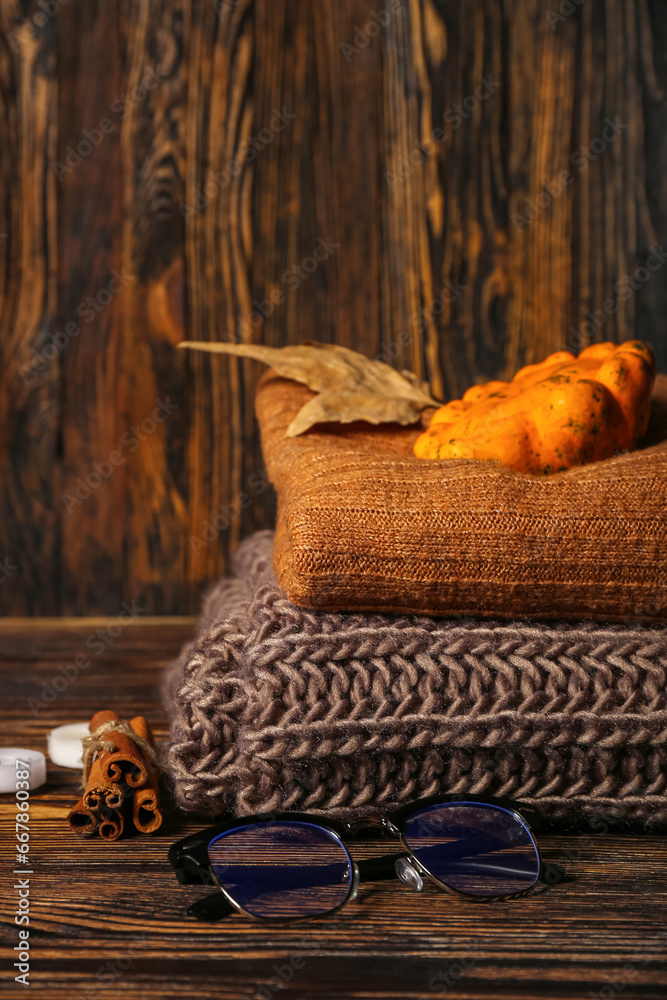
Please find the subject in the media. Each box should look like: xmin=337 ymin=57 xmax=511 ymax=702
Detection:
xmin=163 ymin=371 xmax=667 ymax=830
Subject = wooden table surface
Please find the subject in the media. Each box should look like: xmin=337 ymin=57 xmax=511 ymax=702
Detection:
xmin=1 ymin=619 xmax=666 ymax=1000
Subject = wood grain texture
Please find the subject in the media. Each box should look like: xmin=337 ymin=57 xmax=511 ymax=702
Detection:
xmin=183 ymin=0 xmax=256 ymax=606
xmin=119 ymin=0 xmax=189 ymax=615
xmin=1 ymin=622 xmax=667 ymax=999
xmin=56 ymin=0 xmax=128 ymax=615
xmin=0 ymin=1 xmax=666 ymax=614
xmin=0 ymin=0 xmax=59 ymax=614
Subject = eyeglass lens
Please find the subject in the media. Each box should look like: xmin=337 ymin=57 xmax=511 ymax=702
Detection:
xmin=401 ymin=802 xmax=541 ymax=896
xmin=208 ymin=820 xmax=353 ymax=919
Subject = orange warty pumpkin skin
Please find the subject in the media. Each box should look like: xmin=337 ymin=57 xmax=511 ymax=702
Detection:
xmin=414 ymin=340 xmax=656 ymax=475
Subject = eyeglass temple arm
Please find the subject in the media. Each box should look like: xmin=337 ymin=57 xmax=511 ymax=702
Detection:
xmin=357 ymin=851 xmax=409 ymax=882
xmin=187 ymin=893 xmax=236 ymax=922
xmin=180 ymin=856 xmax=571 ymax=923
xmin=170 ymin=846 xmax=215 ymax=887
xmin=358 ymin=854 xmax=569 ymax=883
xmin=185 ymin=853 xmax=406 ymax=923
xmin=178 ymin=854 xmax=406 ymax=924
xmin=170 ymin=850 xmax=237 ymax=922
xmin=348 ymin=819 xmax=570 ymax=886
xmin=539 ymin=861 xmax=570 ymax=886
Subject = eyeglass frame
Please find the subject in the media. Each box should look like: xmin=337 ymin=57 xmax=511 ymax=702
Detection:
xmin=168 ymin=792 xmax=568 ymax=923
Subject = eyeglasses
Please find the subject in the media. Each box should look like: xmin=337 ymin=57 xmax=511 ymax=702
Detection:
xmin=169 ymin=794 xmax=567 ymax=922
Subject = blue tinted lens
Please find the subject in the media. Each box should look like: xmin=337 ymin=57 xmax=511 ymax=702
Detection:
xmin=403 ymin=802 xmax=540 ymax=897
xmin=208 ymin=821 xmax=353 ymax=919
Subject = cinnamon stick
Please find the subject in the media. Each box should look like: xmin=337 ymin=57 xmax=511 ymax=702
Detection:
xmin=132 ymin=785 xmax=162 ymax=833
xmin=67 ymin=799 xmax=98 ymax=836
xmin=129 ymin=716 xmax=163 ymax=834
xmin=88 ymin=710 xmax=150 ymax=788
xmin=81 ymin=755 xmax=126 ymax=811
xmin=96 ymin=806 xmax=126 ymax=841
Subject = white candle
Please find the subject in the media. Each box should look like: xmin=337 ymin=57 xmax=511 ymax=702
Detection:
xmin=46 ymin=722 xmax=90 ymax=769
xmin=0 ymin=748 xmax=46 ymax=792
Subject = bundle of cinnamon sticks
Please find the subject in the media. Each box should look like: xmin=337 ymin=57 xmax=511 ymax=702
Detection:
xmin=67 ymin=710 xmax=163 ymax=841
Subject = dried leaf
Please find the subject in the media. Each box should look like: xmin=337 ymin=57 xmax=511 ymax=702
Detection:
xmin=179 ymin=340 xmax=441 ymax=436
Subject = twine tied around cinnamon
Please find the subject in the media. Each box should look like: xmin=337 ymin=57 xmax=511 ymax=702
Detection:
xmin=81 ymin=719 xmax=158 ymax=789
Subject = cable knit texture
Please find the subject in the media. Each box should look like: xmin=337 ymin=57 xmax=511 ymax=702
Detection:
xmin=256 ymin=371 xmax=667 ymax=623
xmin=163 ymin=532 xmax=667 ymax=830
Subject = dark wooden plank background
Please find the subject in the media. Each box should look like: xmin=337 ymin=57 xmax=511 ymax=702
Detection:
xmin=1 ymin=0 xmax=666 ymax=615
xmin=1 ymin=621 xmax=667 ymax=1000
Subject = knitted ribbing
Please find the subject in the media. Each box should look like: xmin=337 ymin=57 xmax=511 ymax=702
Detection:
xmin=163 ymin=532 xmax=667 ymax=829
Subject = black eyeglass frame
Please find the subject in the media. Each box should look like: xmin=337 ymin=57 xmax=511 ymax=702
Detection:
xmin=168 ymin=792 xmax=567 ymax=923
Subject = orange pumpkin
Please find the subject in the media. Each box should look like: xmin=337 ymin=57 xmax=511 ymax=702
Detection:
xmin=414 ymin=340 xmax=656 ymax=474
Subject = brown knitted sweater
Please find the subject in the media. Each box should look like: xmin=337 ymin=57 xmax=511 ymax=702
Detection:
xmin=256 ymin=372 xmax=667 ymax=623
xmin=163 ymin=532 xmax=667 ymax=830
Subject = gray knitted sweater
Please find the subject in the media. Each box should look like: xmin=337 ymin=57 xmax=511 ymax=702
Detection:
xmin=163 ymin=532 xmax=667 ymax=830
